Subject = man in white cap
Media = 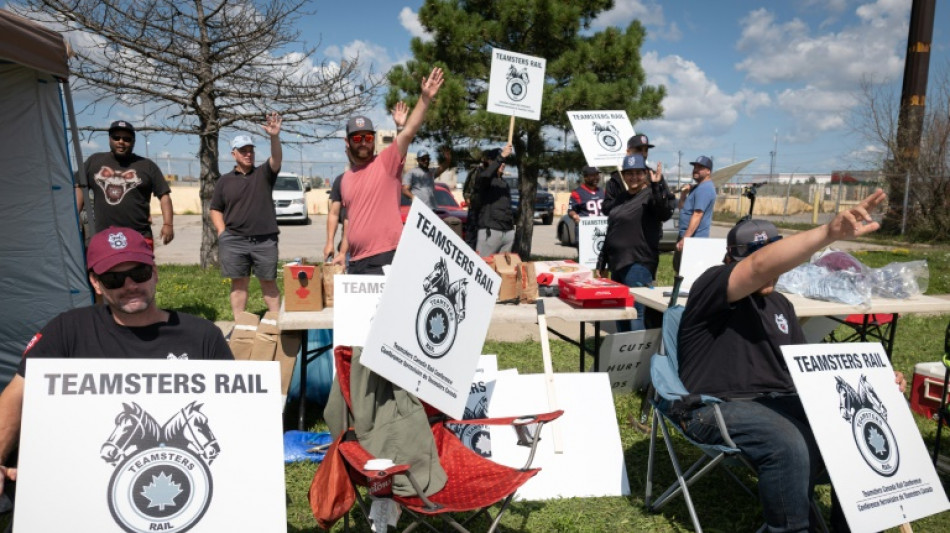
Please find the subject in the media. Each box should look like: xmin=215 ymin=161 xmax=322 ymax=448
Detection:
xmin=210 ymin=112 xmax=284 ymax=317
xmin=335 ymin=67 xmax=445 ymax=275
xmin=0 ymin=226 xmax=232 ymax=497
xmin=76 ymin=120 xmax=175 ymax=247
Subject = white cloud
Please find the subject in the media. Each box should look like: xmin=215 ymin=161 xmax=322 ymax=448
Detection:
xmin=593 ymin=0 xmax=665 ymax=28
xmin=324 ymin=39 xmax=399 ymax=74
xmin=635 ymin=51 xmax=772 ymax=142
xmin=399 ymin=7 xmax=433 ymax=42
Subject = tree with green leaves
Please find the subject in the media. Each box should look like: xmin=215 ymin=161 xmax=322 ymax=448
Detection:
xmin=387 ymin=0 xmax=664 ymax=258
xmin=21 ymin=0 xmax=379 ymax=268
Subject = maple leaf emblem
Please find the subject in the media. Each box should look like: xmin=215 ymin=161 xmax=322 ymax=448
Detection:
xmin=867 ymin=426 xmax=888 ymax=457
xmin=429 ymin=313 xmax=446 ymax=340
xmin=141 ymin=471 xmax=183 ymax=511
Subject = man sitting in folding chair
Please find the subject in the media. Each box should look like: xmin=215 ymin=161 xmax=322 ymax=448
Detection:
xmin=673 ymin=189 xmax=906 ymax=532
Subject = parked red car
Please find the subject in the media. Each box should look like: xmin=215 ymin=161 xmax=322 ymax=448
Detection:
xmin=399 ymin=183 xmax=468 ymax=229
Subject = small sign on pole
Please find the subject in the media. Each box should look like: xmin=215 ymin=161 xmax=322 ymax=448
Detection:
xmin=487 ymin=47 xmax=546 ymax=121
xmin=567 ymin=110 xmax=636 ymax=168
xmin=578 ymin=216 xmax=608 ymax=269
xmin=362 ymin=199 xmax=500 ymax=419
xmin=782 ymin=343 xmax=950 ymax=532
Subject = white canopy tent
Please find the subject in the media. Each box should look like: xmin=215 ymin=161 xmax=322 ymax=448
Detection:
xmin=0 ymin=9 xmax=91 ymax=387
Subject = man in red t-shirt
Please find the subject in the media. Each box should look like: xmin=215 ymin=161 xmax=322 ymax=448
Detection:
xmin=335 ymin=67 xmax=445 ymax=275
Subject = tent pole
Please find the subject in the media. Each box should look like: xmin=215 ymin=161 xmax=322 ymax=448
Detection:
xmin=61 ymin=79 xmax=93 ymax=246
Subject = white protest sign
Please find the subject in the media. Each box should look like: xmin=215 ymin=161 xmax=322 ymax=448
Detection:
xmin=333 ymin=274 xmax=386 ymax=347
xmin=567 ymin=110 xmax=636 ymax=168
xmin=16 ymin=359 xmax=286 ymax=533
xmin=781 ymin=343 xmax=950 ymax=532
xmin=578 ymin=216 xmax=608 ymax=269
xmin=362 ymin=199 xmax=500 ymax=419
xmin=447 ymin=354 xmax=498 ymax=457
xmin=488 ymin=372 xmax=630 ymax=500
xmin=487 ymin=47 xmax=546 ymax=121
xmin=595 ymin=329 xmax=661 ymax=393
xmin=679 ymin=237 xmax=726 ymax=289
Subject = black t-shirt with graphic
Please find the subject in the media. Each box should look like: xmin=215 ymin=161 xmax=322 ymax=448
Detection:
xmin=677 ymin=262 xmax=803 ymax=399
xmin=18 ymin=305 xmax=233 ymax=377
xmin=210 ymin=163 xmax=279 ymax=237
xmin=83 ymin=152 xmax=171 ymax=238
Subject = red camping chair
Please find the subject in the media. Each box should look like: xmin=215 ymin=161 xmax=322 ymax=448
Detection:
xmin=826 ymin=313 xmax=897 ymax=357
xmin=310 ymin=346 xmax=562 ymax=532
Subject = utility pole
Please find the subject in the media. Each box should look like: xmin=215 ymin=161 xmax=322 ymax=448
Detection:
xmin=768 ymin=130 xmax=777 ymax=184
xmin=676 ymin=150 xmax=683 ymax=189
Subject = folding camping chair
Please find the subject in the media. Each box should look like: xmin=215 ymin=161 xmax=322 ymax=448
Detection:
xmin=310 ymin=346 xmax=562 ymax=533
xmin=826 ymin=313 xmax=898 ymax=358
xmin=644 ymin=285 xmax=828 ymax=533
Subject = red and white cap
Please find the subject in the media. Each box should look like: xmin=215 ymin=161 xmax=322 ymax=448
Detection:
xmin=86 ymin=227 xmax=154 ymax=274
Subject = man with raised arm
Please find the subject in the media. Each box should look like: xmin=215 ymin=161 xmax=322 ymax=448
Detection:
xmin=335 ymin=68 xmax=445 ymax=275
xmin=675 ymin=190 xmax=906 ymax=532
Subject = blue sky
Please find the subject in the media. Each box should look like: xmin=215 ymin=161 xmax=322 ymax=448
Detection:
xmin=48 ymin=0 xmax=949 ymax=180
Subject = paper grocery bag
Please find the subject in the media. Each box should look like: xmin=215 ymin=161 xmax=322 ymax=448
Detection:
xmin=489 ymin=252 xmax=522 ymax=304
xmin=229 ymin=312 xmax=260 ymax=360
xmin=519 ymin=262 xmax=539 ymax=304
xmin=322 ymin=263 xmax=345 ymax=307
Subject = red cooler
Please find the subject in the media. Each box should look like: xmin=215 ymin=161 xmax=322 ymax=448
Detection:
xmin=910 ymin=361 xmax=950 ymax=420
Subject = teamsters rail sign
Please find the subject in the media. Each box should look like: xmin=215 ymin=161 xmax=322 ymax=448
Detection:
xmin=486 ymin=47 xmax=546 ymax=121
xmin=567 ymin=110 xmax=636 ymax=168
xmin=781 ymin=343 xmax=949 ymax=532
xmin=362 ymin=199 xmax=500 ymax=419
xmin=16 ymin=359 xmax=286 ymax=532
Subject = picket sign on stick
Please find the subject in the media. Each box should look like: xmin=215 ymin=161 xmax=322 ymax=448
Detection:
xmin=535 ymin=300 xmax=564 ymax=453
xmin=507 ymin=116 xmax=516 ymax=144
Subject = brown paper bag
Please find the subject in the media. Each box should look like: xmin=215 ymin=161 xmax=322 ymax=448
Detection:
xmin=490 ymin=252 xmax=522 ymax=303
xmin=519 ymin=262 xmax=539 ymax=303
xmin=284 ymin=263 xmax=324 ymax=312
xmin=321 ymin=263 xmax=345 ymax=308
xmin=229 ymin=312 xmax=260 ymax=360
xmin=274 ymin=332 xmax=302 ymax=396
xmin=249 ymin=311 xmax=280 ymax=362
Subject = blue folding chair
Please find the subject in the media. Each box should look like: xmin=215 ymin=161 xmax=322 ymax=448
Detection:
xmin=644 ymin=285 xmax=828 ymax=532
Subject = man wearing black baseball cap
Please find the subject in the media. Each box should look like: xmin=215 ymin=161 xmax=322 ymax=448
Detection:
xmin=0 ymin=227 xmax=232 ymax=496
xmin=76 ymin=120 xmax=175 ymax=248
xmin=674 ymin=189 xmax=907 ymax=532
xmin=673 ymin=155 xmax=717 ymax=272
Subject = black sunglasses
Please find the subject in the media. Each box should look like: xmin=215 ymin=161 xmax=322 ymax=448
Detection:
xmin=96 ymin=264 xmax=153 ymax=289
xmin=110 ymin=135 xmax=133 ymax=143
xmin=729 ymin=235 xmax=783 ymax=258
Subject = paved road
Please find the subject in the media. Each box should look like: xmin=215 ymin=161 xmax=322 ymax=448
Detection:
xmin=154 ymin=214 xmax=889 ymax=265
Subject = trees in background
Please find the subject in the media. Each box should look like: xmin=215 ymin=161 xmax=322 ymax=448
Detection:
xmin=22 ymin=0 xmax=379 ymax=267
xmin=387 ymin=0 xmax=664 ymax=258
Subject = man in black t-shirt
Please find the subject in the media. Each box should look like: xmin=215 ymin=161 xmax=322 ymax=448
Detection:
xmin=210 ymin=113 xmax=284 ymax=318
xmin=76 ymin=120 xmax=175 ymax=247
xmin=676 ymin=190 xmax=905 ymax=532
xmin=0 ymin=227 xmax=232 ymax=496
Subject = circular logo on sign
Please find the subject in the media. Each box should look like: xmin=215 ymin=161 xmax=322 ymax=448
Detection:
xmin=416 ymin=292 xmax=458 ymax=359
xmin=852 ymin=407 xmax=899 ymax=477
xmin=108 ymin=447 xmax=213 ymax=533
xmin=506 ymin=78 xmax=527 ymax=101
xmin=596 ymin=130 xmax=621 ymax=152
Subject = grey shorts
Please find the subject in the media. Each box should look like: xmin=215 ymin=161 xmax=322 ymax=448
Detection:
xmin=218 ymin=231 xmax=278 ymax=280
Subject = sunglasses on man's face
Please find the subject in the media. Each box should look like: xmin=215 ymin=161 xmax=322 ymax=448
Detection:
xmin=110 ymin=135 xmax=133 ymax=143
xmin=729 ymin=235 xmax=783 ymax=258
xmin=349 ymin=133 xmax=374 ymax=144
xmin=96 ymin=264 xmax=153 ymax=289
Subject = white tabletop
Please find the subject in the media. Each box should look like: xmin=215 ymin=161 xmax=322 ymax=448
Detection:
xmin=278 ymin=296 xmax=638 ymax=332
xmin=630 ymin=286 xmax=950 ymax=317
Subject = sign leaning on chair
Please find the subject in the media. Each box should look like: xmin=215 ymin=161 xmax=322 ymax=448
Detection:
xmin=782 ymin=342 xmax=950 ymax=532
xmin=15 ymin=359 xmax=286 ymax=532
xmin=362 ymin=199 xmax=501 ymax=419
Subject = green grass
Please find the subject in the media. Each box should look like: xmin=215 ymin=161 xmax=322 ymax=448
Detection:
xmin=155 ymin=257 xmax=950 ymax=532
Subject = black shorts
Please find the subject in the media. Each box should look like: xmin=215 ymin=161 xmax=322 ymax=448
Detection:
xmin=218 ymin=231 xmax=278 ymax=280
xmin=347 ymin=249 xmax=396 ymax=275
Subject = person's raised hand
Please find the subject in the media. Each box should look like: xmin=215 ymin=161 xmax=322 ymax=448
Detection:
xmin=421 ymin=67 xmax=445 ymax=100
xmin=827 ymin=188 xmax=887 ymax=241
xmin=261 ymin=112 xmax=282 ymax=137
xmin=392 ymin=101 xmax=408 ymax=129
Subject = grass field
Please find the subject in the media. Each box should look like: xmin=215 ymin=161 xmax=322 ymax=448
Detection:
xmin=156 ymin=247 xmax=950 ymax=532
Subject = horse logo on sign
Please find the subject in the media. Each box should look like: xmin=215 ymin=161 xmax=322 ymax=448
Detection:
xmin=505 ymin=64 xmax=529 ymax=102
xmin=592 ymin=121 xmax=622 ymax=152
xmin=416 ymin=258 xmax=468 ymax=359
xmin=835 ymin=375 xmax=899 ymax=477
xmin=100 ymin=402 xmax=220 ymax=533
